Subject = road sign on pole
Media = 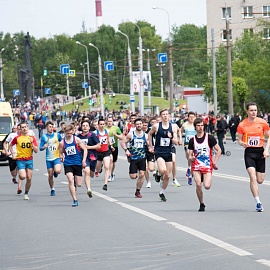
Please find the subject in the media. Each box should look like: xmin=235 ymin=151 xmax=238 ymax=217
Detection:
xmin=158 ymin=53 xmax=168 ymax=63
xmin=44 ymin=88 xmax=51 ymax=95
xmin=104 ymin=61 xmax=114 ymax=71
xmin=82 ymin=82 xmax=88 ymax=88
xmin=69 ymin=70 xmax=76 ymax=77
xmin=60 ymin=64 xmax=70 ymax=74
xmin=13 ymin=89 xmax=20 ymax=96
xmin=130 ymin=94 xmax=135 ymax=102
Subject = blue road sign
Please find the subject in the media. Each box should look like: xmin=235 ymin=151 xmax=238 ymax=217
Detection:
xmin=130 ymin=94 xmax=135 ymax=102
xmin=44 ymin=88 xmax=51 ymax=95
xmin=60 ymin=64 xmax=70 ymax=74
xmin=104 ymin=61 xmax=114 ymax=71
xmin=13 ymin=89 xmax=20 ymax=96
xmin=82 ymin=82 xmax=88 ymax=88
xmin=158 ymin=53 xmax=168 ymax=63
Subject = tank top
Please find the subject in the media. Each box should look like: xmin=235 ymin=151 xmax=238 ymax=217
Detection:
xmin=45 ymin=133 xmax=60 ymax=161
xmin=154 ymin=122 xmax=173 ymax=156
xmin=95 ymin=129 xmax=109 ymax=152
xmin=63 ymin=136 xmax=82 ymax=166
xmin=183 ymin=122 xmax=197 ymax=145
xmin=129 ymin=131 xmax=147 ymax=160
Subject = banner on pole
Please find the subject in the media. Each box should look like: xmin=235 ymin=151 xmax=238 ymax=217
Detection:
xmin=132 ymin=71 xmax=152 ymax=93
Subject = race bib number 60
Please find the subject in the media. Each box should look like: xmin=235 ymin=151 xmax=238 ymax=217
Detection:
xmin=247 ymin=136 xmax=260 ymax=147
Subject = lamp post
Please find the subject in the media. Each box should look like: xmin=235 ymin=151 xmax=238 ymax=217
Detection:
xmin=117 ymin=30 xmax=135 ymax=112
xmin=156 ymin=63 xmax=165 ymax=99
xmin=76 ymin=41 xmax=92 ymax=97
xmin=89 ymin=43 xmax=105 ymax=117
xmin=80 ymin=63 xmax=87 ymax=97
xmin=153 ymin=6 xmax=174 ymax=112
xmin=0 ymin=48 xmax=5 ymax=101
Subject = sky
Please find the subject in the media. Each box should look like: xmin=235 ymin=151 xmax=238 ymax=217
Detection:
xmin=0 ymin=0 xmax=206 ymax=40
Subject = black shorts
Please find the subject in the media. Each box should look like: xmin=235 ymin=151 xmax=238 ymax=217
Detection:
xmin=172 ymin=146 xmax=176 ymax=154
xmin=146 ymin=151 xmax=155 ymax=162
xmin=155 ymin=154 xmax=172 ymax=163
xmin=244 ymin=147 xmax=265 ymax=173
xmin=97 ymin=150 xmax=111 ymax=161
xmin=129 ymin=158 xmax=146 ymax=174
xmin=111 ymin=147 xmax=119 ymax=162
xmin=8 ymin=157 xmax=17 ymax=171
xmin=64 ymin=165 xmax=83 ymax=176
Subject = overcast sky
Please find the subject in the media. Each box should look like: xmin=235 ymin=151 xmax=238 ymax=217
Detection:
xmin=0 ymin=0 xmax=206 ymax=39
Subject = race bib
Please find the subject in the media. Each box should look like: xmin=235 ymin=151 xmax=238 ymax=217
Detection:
xmin=160 ymin=137 xmax=170 ymax=146
xmin=48 ymin=145 xmax=57 ymax=152
xmin=134 ymin=138 xmax=144 ymax=148
xmin=99 ymin=136 xmax=108 ymax=145
xmin=81 ymin=139 xmax=88 ymax=145
xmin=65 ymin=145 xmax=76 ymax=155
xmin=186 ymin=135 xmax=193 ymax=142
xmin=247 ymin=136 xmax=260 ymax=147
xmin=109 ymin=136 xmax=115 ymax=145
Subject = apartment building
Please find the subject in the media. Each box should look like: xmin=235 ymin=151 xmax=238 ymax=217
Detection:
xmin=206 ymin=0 xmax=270 ymax=48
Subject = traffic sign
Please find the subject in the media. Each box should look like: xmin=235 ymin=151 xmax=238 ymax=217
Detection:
xmin=69 ymin=70 xmax=76 ymax=77
xmin=158 ymin=53 xmax=168 ymax=63
xmin=88 ymin=99 xmax=92 ymax=106
xmin=60 ymin=64 xmax=70 ymax=74
xmin=130 ymin=94 xmax=135 ymax=102
xmin=82 ymin=82 xmax=88 ymax=88
xmin=44 ymin=88 xmax=51 ymax=95
xmin=104 ymin=61 xmax=114 ymax=71
xmin=13 ymin=89 xmax=20 ymax=96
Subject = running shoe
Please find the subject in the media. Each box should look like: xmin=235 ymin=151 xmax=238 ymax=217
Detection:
xmin=95 ymin=171 xmax=99 ymax=177
xmin=99 ymin=164 xmax=103 ymax=173
xmin=135 ymin=190 xmax=142 ymax=198
xmin=50 ymin=190 xmax=56 ymax=196
xmin=17 ymin=188 xmax=22 ymax=195
xmin=159 ymin=193 xmax=167 ymax=202
xmin=198 ymin=203 xmax=205 ymax=212
xmin=53 ymin=171 xmax=58 ymax=178
xmin=24 ymin=194 xmax=30 ymax=200
xmin=256 ymin=203 xmax=264 ymax=212
xmin=72 ymin=200 xmax=78 ymax=207
xmin=102 ymin=184 xmax=107 ymax=191
xmin=108 ymin=175 xmax=112 ymax=182
xmin=186 ymin=168 xmax=191 ymax=177
xmin=173 ymin=179 xmax=181 ymax=187
xmin=146 ymin=181 xmax=151 ymax=188
xmin=87 ymin=190 xmax=93 ymax=198
xmin=188 ymin=176 xmax=192 ymax=185
xmin=12 ymin=178 xmax=18 ymax=184
xmin=155 ymin=171 xmax=161 ymax=183
xmin=111 ymin=174 xmax=115 ymax=182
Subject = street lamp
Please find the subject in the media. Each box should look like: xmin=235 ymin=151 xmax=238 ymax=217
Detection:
xmin=80 ymin=63 xmax=87 ymax=97
xmin=156 ymin=63 xmax=165 ymax=99
xmin=89 ymin=43 xmax=105 ymax=117
xmin=153 ymin=6 xmax=174 ymax=112
xmin=76 ymin=41 xmax=92 ymax=97
xmin=117 ymin=30 xmax=135 ymax=113
xmin=0 ymin=48 xmax=5 ymax=101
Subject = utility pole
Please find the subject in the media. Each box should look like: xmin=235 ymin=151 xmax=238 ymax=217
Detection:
xmin=226 ymin=13 xmax=234 ymax=115
xmin=211 ymin=29 xmax=217 ymax=116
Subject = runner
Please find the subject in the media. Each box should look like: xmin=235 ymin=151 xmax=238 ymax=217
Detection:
xmin=181 ymin=111 xmax=197 ymax=185
xmin=148 ymin=109 xmax=178 ymax=202
xmin=188 ymin=118 xmax=221 ymax=211
xmin=39 ymin=121 xmax=62 ymax=196
xmin=106 ymin=116 xmax=123 ymax=182
xmin=58 ymin=122 xmax=66 ymax=139
xmin=9 ymin=122 xmax=38 ymax=200
xmin=60 ymin=124 xmax=87 ymax=207
xmin=237 ymin=102 xmax=270 ymax=212
xmin=121 ymin=118 xmax=147 ymax=198
xmin=77 ymin=120 xmax=100 ymax=198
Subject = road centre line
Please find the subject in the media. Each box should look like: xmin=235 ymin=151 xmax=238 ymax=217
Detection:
xmin=256 ymin=259 xmax=270 ymax=267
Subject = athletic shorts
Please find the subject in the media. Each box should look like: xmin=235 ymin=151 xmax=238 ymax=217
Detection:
xmin=111 ymin=147 xmax=119 ymax=163
xmin=129 ymin=158 xmax=146 ymax=174
xmin=154 ymin=154 xmax=172 ymax=163
xmin=64 ymin=165 xmax=82 ymax=176
xmin=46 ymin=158 xmax=61 ymax=169
xmin=16 ymin=159 xmax=34 ymax=171
xmin=86 ymin=158 xmax=97 ymax=172
xmin=8 ymin=157 xmax=17 ymax=171
xmin=244 ymin=147 xmax=265 ymax=173
xmin=146 ymin=151 xmax=155 ymax=162
xmin=172 ymin=146 xmax=176 ymax=154
xmin=97 ymin=150 xmax=111 ymax=161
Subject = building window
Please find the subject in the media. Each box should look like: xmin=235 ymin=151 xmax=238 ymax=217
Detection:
xmin=244 ymin=28 xmax=254 ymax=35
xmin=263 ymin=28 xmax=270 ymax=39
xmin=243 ymin=6 xmax=253 ymax=18
xmin=222 ymin=29 xmax=232 ymax=41
xmin=222 ymin=7 xmax=231 ymax=19
xmin=263 ymin=6 xmax=270 ymax=17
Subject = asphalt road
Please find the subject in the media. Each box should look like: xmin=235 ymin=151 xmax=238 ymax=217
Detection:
xmin=1 ymin=138 xmax=270 ymax=270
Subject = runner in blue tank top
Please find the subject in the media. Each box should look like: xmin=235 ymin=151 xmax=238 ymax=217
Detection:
xmin=148 ymin=109 xmax=178 ymax=202
xmin=121 ymin=118 xmax=148 ymax=198
xmin=60 ymin=124 xmax=87 ymax=207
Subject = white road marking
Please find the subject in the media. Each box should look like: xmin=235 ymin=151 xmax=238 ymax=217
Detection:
xmin=257 ymin=259 xmax=270 ymax=267
xmin=61 ymin=181 xmax=68 ymax=185
xmin=92 ymin=191 xmax=118 ymax=202
xmin=34 ymin=169 xmax=39 ymax=171
xmin=167 ymin=222 xmax=252 ymax=256
xmin=44 ymin=173 xmax=48 ymax=177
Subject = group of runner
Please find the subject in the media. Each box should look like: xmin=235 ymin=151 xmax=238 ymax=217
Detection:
xmin=3 ymin=102 xmax=270 ymax=212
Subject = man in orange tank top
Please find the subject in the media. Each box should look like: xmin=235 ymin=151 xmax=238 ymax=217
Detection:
xmin=237 ymin=102 xmax=270 ymax=212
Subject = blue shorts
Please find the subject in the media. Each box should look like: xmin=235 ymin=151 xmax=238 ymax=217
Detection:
xmin=16 ymin=159 xmax=34 ymax=170
xmin=86 ymin=158 xmax=97 ymax=172
xmin=46 ymin=158 xmax=61 ymax=169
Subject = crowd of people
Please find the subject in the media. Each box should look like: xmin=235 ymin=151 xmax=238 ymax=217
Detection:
xmin=2 ymin=102 xmax=270 ymax=212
